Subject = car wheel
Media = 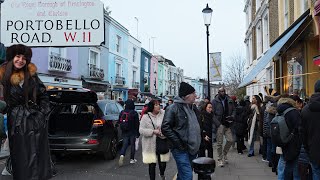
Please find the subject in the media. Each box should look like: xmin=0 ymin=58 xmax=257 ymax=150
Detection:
xmin=102 ymin=136 xmax=117 ymax=160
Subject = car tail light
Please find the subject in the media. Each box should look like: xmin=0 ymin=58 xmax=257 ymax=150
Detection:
xmin=87 ymin=139 xmax=99 ymax=144
xmin=93 ymin=119 xmax=105 ymax=126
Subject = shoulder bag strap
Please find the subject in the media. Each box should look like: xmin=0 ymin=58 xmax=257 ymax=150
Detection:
xmin=147 ymin=113 xmax=156 ymax=129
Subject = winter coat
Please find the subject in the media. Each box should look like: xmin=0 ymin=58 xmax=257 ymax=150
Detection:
xmin=211 ymin=95 xmax=236 ymax=128
xmin=301 ymin=92 xmax=320 ymax=166
xmin=0 ymin=100 xmax=7 ymax=139
xmin=0 ymin=63 xmax=53 ymax=180
xmin=139 ymin=110 xmax=170 ymax=164
xmin=118 ymin=99 xmax=140 ymax=137
xmin=263 ymin=103 xmax=277 ymax=138
xmin=248 ymin=104 xmax=261 ymax=146
xmin=277 ymin=98 xmax=301 ymax=161
xmin=161 ymin=96 xmax=201 ymax=155
xmin=199 ymin=111 xmax=213 ymax=139
xmin=233 ymin=105 xmax=247 ymax=136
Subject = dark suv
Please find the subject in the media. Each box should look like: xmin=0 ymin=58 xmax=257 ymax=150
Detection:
xmin=47 ymin=89 xmax=123 ymax=160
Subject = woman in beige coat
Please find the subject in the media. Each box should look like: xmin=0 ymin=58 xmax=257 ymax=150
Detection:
xmin=139 ymin=99 xmax=170 ymax=180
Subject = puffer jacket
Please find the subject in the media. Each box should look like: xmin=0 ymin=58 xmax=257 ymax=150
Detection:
xmin=211 ymin=94 xmax=236 ymax=128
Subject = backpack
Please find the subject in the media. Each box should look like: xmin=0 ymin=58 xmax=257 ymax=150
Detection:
xmin=270 ymin=107 xmax=296 ymax=146
xmin=119 ymin=111 xmax=131 ymax=131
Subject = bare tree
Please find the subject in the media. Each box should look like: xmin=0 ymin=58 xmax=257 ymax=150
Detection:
xmin=223 ymin=52 xmax=246 ymax=98
xmin=105 ymin=6 xmax=112 ymax=15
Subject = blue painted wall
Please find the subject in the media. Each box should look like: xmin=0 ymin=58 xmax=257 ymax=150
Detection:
xmin=140 ymin=48 xmax=152 ymax=92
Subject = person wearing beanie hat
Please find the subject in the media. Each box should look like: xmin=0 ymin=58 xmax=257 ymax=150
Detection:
xmin=0 ymin=44 xmax=54 ymax=180
xmin=211 ymin=87 xmax=236 ymax=167
xmin=179 ymin=82 xmax=195 ymax=98
xmin=162 ymin=82 xmax=200 ymax=180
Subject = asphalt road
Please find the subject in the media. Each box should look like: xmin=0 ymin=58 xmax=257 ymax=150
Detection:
xmin=0 ymin=145 xmax=178 ymax=180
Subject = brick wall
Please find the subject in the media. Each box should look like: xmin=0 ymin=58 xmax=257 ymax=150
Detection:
xmin=269 ymin=0 xmax=279 ymax=44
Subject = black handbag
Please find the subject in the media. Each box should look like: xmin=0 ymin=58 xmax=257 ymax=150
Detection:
xmin=147 ymin=114 xmax=169 ymax=154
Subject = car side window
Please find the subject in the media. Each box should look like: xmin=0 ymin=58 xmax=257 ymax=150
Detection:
xmin=115 ymin=103 xmax=123 ymax=112
xmin=110 ymin=103 xmax=118 ymax=114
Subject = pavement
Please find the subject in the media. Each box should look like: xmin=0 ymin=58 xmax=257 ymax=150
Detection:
xmin=208 ymin=142 xmax=277 ymax=180
xmin=0 ymin=141 xmax=277 ymax=180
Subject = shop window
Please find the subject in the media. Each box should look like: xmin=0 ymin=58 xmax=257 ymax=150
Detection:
xmin=287 ymin=58 xmax=304 ymax=97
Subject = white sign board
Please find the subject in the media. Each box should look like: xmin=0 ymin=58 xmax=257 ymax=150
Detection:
xmin=1 ymin=0 xmax=104 ymax=47
xmin=209 ymin=52 xmax=222 ymax=81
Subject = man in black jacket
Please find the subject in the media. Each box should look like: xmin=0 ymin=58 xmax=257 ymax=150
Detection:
xmin=301 ymin=80 xmax=320 ymax=179
xmin=211 ymin=87 xmax=236 ymax=167
xmin=161 ymin=82 xmax=201 ymax=180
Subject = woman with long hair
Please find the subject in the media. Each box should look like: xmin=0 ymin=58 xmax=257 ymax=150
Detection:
xmin=139 ymin=99 xmax=170 ymax=180
xmin=247 ymin=95 xmax=262 ymax=157
xmin=0 ymin=44 xmax=53 ymax=179
xmin=198 ymin=102 xmax=214 ymax=158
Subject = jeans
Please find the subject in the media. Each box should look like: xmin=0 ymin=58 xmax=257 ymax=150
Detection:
xmin=149 ymin=154 xmax=167 ymax=180
xmin=171 ymin=149 xmax=197 ymax=180
xmin=120 ymin=135 xmax=136 ymax=159
xmin=266 ymin=138 xmax=272 ymax=162
xmin=278 ymin=155 xmax=300 ymax=180
xmin=311 ymin=161 xmax=320 ymax=180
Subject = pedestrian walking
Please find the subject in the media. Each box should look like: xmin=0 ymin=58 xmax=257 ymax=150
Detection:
xmin=247 ymin=95 xmax=262 ymax=157
xmin=211 ymin=87 xmax=236 ymax=167
xmin=139 ymin=99 xmax=170 ymax=180
xmin=198 ymin=102 xmax=214 ymax=158
xmin=0 ymin=100 xmax=7 ymax=141
xmin=118 ymin=99 xmax=140 ymax=166
xmin=0 ymin=44 xmax=53 ymax=180
xmin=161 ymin=82 xmax=201 ymax=180
xmin=301 ymin=80 xmax=320 ymax=179
xmin=233 ymin=100 xmax=247 ymax=154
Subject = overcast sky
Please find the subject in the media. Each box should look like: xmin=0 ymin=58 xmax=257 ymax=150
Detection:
xmin=102 ymin=0 xmax=246 ymax=80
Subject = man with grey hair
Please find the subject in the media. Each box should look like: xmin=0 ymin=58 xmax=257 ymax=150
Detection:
xmin=211 ymin=87 xmax=236 ymax=167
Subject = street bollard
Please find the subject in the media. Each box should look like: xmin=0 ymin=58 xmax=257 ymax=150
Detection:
xmin=192 ymin=157 xmax=215 ymax=180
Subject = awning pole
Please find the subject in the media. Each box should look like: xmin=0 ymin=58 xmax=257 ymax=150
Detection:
xmin=279 ymin=56 xmax=283 ymax=94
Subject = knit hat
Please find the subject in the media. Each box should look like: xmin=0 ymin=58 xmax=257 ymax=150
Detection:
xmin=244 ymin=95 xmax=250 ymax=101
xmin=179 ymin=82 xmax=195 ymax=98
xmin=315 ymin=80 xmax=320 ymax=93
xmin=6 ymin=44 xmax=32 ymax=64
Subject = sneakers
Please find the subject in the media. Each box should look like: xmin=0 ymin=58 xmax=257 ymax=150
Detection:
xmin=223 ymin=156 xmax=228 ymax=164
xmin=118 ymin=155 xmax=124 ymax=167
xmin=218 ymin=160 xmax=224 ymax=167
xmin=130 ymin=159 xmax=137 ymax=164
xmin=262 ymin=158 xmax=269 ymax=163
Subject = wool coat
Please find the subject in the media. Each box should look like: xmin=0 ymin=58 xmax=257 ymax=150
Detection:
xmin=139 ymin=109 xmax=170 ymax=164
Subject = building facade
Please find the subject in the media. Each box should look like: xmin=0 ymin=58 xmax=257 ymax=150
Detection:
xmin=157 ymin=56 xmax=169 ymax=97
xmin=140 ymin=48 xmax=151 ymax=93
xmin=108 ymin=16 xmax=130 ymax=101
xmin=127 ymin=35 xmax=141 ymax=99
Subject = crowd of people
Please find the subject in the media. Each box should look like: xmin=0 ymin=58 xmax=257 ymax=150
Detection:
xmin=0 ymin=44 xmax=319 ymax=180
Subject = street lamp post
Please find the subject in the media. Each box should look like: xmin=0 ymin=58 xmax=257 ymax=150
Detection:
xmin=202 ymin=3 xmax=213 ymax=101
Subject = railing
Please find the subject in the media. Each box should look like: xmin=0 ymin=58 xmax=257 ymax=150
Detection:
xmin=48 ymin=54 xmax=72 ymax=72
xmin=89 ymin=64 xmax=104 ymax=79
xmin=115 ymin=75 xmax=125 ymax=85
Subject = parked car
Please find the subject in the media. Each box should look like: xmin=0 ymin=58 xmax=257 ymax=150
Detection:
xmin=47 ymin=89 xmax=123 ymax=160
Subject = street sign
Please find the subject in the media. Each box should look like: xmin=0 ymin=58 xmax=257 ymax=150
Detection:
xmin=209 ymin=52 xmax=222 ymax=81
xmin=0 ymin=0 xmax=104 ymax=47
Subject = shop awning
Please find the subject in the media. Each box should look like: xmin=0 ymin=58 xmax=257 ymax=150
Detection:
xmin=82 ymin=77 xmax=110 ymax=86
xmin=239 ymin=14 xmax=310 ymax=88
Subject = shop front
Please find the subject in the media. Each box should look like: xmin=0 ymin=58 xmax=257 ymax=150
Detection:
xmin=38 ymin=74 xmax=82 ymax=90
